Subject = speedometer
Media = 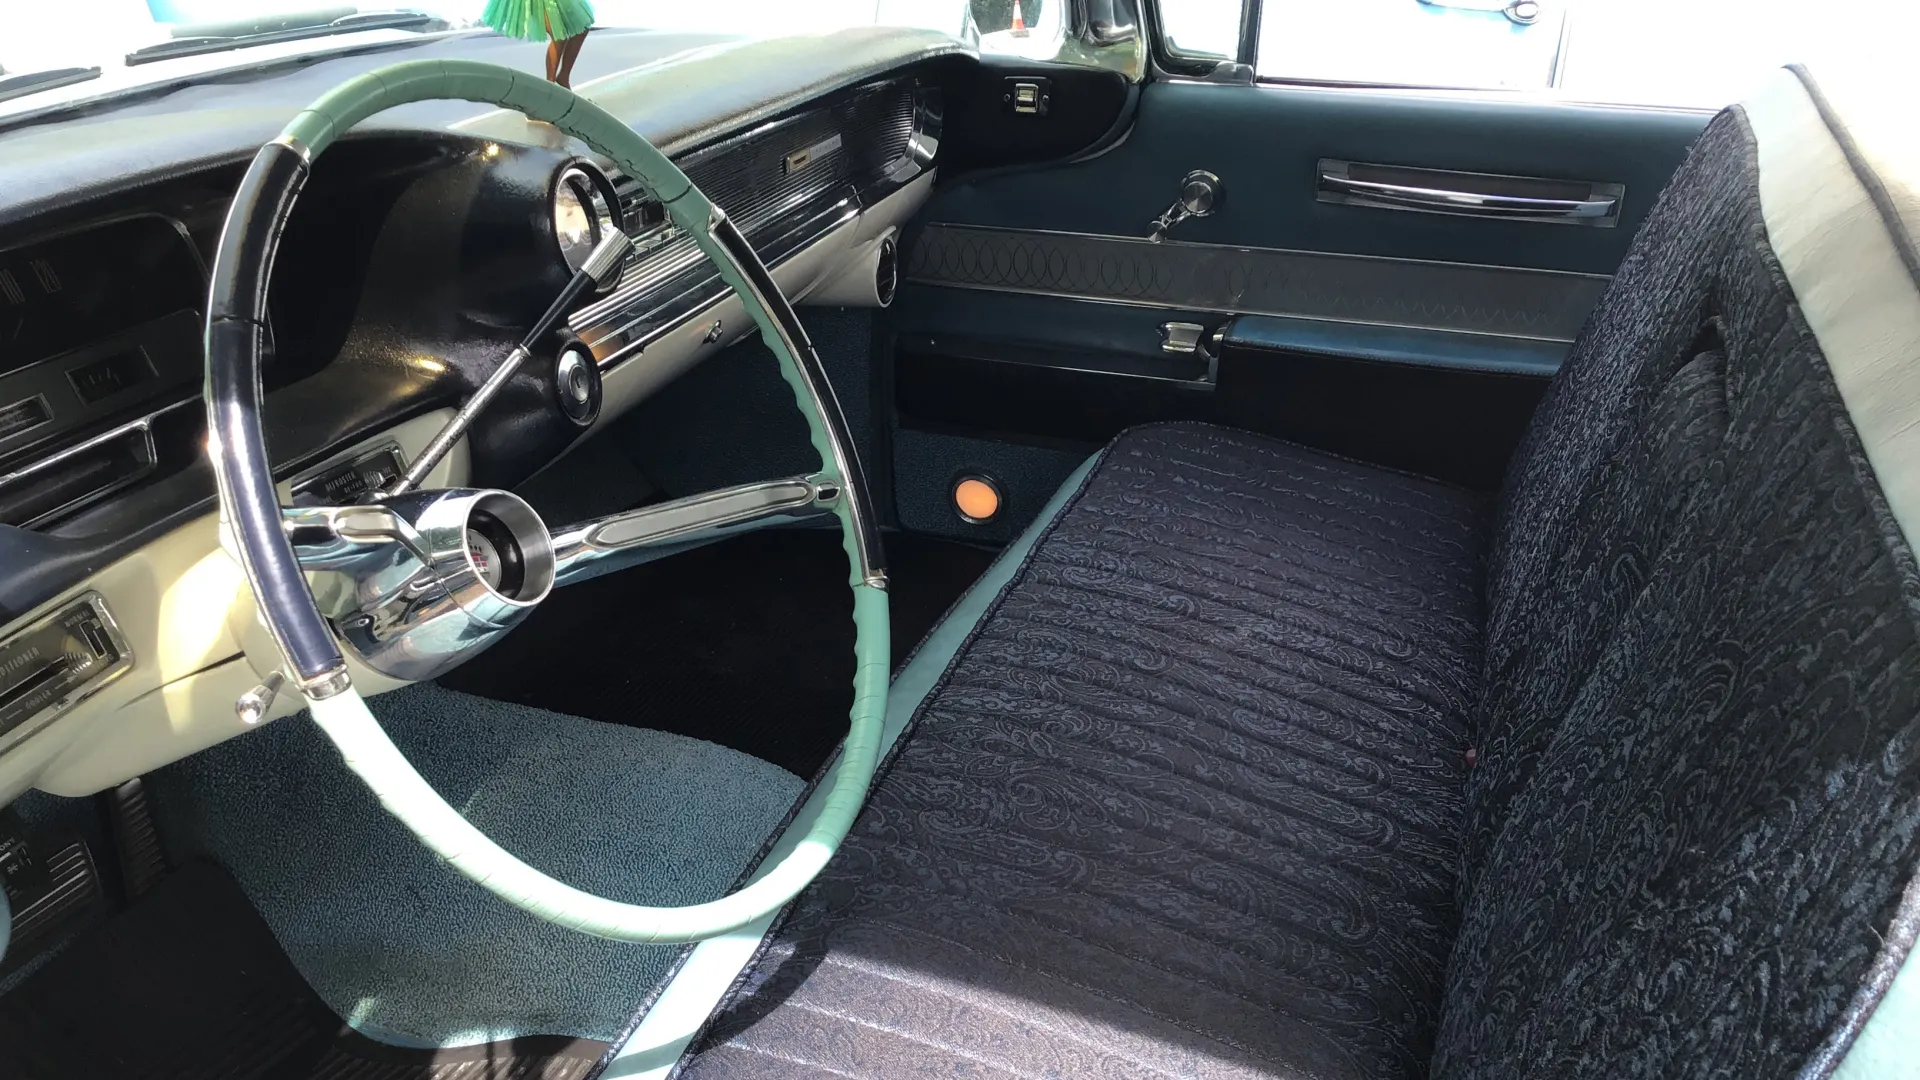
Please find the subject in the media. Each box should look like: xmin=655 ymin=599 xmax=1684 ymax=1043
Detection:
xmin=551 ymin=164 xmax=623 ymax=276
xmin=553 ymin=180 xmax=597 ymax=272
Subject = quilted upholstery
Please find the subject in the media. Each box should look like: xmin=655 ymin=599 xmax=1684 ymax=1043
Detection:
xmin=678 ymin=73 xmax=1920 ymax=1080
xmin=1434 ymin=100 xmax=1920 ymax=1079
xmin=688 ymin=424 xmax=1490 ymax=1080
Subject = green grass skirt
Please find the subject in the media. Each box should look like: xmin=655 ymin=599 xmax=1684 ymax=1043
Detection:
xmin=481 ymin=0 xmax=594 ymax=41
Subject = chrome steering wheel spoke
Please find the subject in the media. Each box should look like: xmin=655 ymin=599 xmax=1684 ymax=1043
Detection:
xmin=549 ymin=474 xmax=839 ymax=586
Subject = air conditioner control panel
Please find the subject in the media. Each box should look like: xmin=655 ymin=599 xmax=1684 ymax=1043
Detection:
xmin=0 ymin=594 xmax=132 ymax=758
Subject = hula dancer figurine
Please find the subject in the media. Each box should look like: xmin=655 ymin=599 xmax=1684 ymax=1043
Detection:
xmin=481 ymin=0 xmax=594 ymax=88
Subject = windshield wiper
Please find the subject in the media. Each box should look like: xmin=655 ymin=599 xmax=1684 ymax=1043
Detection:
xmin=0 ymin=66 xmax=102 ymax=105
xmin=125 ymin=10 xmax=446 ymax=67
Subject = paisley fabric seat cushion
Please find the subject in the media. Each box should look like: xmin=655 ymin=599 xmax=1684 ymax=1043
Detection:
xmin=673 ymin=65 xmax=1920 ymax=1080
xmin=686 ymin=422 xmax=1491 ymax=1080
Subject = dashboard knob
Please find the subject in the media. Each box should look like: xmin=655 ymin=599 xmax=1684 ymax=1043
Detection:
xmin=554 ymin=344 xmax=601 ymax=427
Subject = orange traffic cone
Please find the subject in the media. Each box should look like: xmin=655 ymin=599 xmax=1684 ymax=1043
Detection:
xmin=1010 ymin=0 xmax=1029 ymax=37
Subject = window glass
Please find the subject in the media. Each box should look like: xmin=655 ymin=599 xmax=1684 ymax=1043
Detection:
xmin=1552 ymin=1 xmax=1910 ymax=108
xmin=1158 ymin=0 xmax=1920 ymax=109
xmin=1257 ymin=0 xmax=1563 ymax=91
xmin=1160 ymin=0 xmax=1240 ymax=58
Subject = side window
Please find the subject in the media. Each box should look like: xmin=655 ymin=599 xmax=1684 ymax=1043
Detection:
xmin=1159 ymin=0 xmax=1916 ymax=109
xmin=1258 ymin=0 xmax=1570 ymax=92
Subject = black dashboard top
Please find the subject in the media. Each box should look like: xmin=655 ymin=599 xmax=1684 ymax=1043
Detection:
xmin=0 ymin=27 xmax=973 ymax=230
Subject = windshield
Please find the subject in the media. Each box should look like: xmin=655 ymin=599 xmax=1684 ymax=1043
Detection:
xmin=0 ymin=0 xmax=985 ymax=91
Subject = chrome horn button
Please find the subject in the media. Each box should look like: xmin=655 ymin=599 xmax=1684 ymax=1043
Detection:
xmin=284 ymin=488 xmax=554 ymax=683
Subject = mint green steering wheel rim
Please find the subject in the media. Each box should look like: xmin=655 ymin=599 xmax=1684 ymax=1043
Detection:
xmin=216 ymin=60 xmax=890 ymax=943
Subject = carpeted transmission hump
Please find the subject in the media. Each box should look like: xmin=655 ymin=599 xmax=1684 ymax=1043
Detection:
xmin=439 ymin=529 xmax=997 ymax=778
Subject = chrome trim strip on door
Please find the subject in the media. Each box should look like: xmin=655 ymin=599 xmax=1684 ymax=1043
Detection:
xmin=1317 ymin=159 xmax=1624 ymax=227
xmin=902 ymin=223 xmax=1611 ymax=343
xmin=1320 ymin=174 xmax=1618 ymax=220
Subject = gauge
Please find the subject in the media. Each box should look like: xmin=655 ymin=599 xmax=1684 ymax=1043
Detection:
xmin=466 ymin=527 xmax=506 ymax=592
xmin=551 ymin=164 xmax=625 ymax=277
xmin=553 ymin=178 xmax=599 ymax=273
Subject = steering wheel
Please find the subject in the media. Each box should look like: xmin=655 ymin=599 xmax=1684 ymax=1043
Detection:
xmin=203 ymin=60 xmax=890 ymax=943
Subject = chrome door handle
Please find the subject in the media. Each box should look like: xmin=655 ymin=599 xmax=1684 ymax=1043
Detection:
xmin=1319 ymin=173 xmax=1618 ymax=219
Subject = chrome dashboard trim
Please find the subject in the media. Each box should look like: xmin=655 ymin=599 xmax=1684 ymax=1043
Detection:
xmin=574 ymin=193 xmax=861 ymax=370
xmin=571 ymin=77 xmax=930 ymax=372
xmin=577 ymin=181 xmax=867 ymax=330
xmin=888 ymin=86 xmax=942 ymax=184
xmin=0 ymin=397 xmax=194 ymax=525
xmin=0 ymin=394 xmax=53 ymax=443
xmin=552 ymin=159 xmax=624 ymax=278
xmin=0 ymin=213 xmax=209 ymax=524
xmin=486 ymin=29 xmax=969 ymax=164
xmin=290 ymin=441 xmax=404 ymax=505
xmin=0 ymin=591 xmax=134 ymax=759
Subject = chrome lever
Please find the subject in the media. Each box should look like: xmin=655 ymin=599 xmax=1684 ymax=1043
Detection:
xmin=1148 ymin=170 xmax=1224 ymax=243
xmin=235 ymin=671 xmax=284 ymax=725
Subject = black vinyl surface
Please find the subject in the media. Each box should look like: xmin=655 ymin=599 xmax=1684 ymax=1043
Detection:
xmin=0 ymin=861 xmax=605 ymax=1080
xmin=438 ymin=530 xmax=998 ymax=779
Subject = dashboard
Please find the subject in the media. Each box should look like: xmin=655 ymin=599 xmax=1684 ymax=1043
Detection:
xmin=0 ymin=26 xmax=1045 ymax=804
xmin=0 ymin=217 xmax=206 ymax=528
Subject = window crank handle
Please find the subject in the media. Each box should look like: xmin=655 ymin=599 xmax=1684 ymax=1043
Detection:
xmin=1147 ymin=170 xmax=1224 ymax=243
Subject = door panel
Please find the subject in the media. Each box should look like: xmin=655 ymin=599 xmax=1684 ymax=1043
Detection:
xmin=919 ymin=80 xmax=1706 ymax=271
xmin=903 ymin=222 xmax=1611 ymax=340
xmin=880 ymin=78 xmax=1711 ymax=540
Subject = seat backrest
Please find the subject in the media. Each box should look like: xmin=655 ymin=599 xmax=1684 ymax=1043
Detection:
xmin=1437 ymin=67 xmax=1920 ymax=1079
